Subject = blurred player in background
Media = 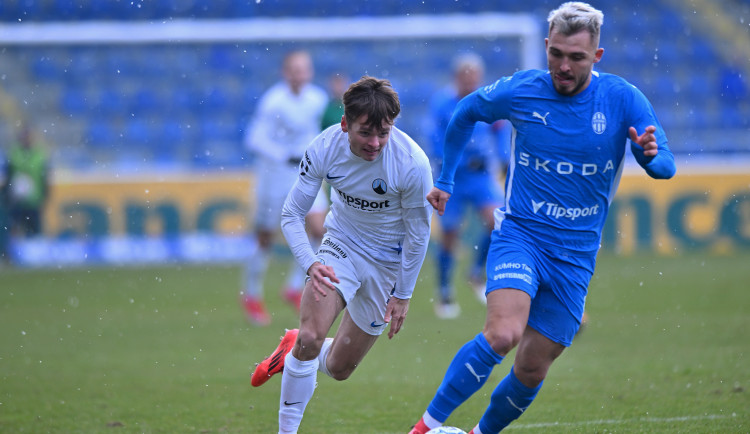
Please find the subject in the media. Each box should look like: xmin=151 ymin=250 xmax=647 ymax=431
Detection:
xmin=0 ymin=142 xmax=9 ymax=264
xmin=410 ymin=2 xmax=676 ymax=433
xmin=7 ymin=123 xmax=50 ymax=239
xmin=251 ymin=76 xmax=433 ymax=433
xmin=320 ymin=72 xmax=348 ymax=130
xmin=242 ymin=50 xmax=329 ymax=325
xmin=426 ymin=52 xmax=510 ymax=319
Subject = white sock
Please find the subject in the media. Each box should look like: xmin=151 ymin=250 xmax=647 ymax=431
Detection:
xmin=472 ymin=424 xmax=483 ymax=434
xmin=244 ymin=247 xmax=269 ymax=298
xmin=278 ymin=353 xmax=318 ymax=434
xmin=316 ymin=338 xmax=334 ymax=378
xmin=423 ymin=411 xmax=442 ymax=429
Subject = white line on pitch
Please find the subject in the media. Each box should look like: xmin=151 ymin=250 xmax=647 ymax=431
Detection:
xmin=507 ymin=414 xmax=733 ymax=430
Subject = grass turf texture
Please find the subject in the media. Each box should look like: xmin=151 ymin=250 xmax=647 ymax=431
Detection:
xmin=1 ymin=251 xmax=748 ymax=433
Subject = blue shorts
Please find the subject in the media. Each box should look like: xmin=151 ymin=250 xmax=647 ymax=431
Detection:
xmin=441 ymin=171 xmax=502 ymax=231
xmin=485 ymin=229 xmax=596 ymax=346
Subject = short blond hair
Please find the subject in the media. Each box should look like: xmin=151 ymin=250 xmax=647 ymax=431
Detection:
xmin=547 ymin=2 xmax=604 ymax=47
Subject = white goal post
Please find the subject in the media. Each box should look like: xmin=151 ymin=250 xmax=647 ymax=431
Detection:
xmin=0 ymin=13 xmax=543 ymax=70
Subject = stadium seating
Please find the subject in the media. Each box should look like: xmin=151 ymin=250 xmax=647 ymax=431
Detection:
xmin=0 ymin=0 xmax=746 ymax=171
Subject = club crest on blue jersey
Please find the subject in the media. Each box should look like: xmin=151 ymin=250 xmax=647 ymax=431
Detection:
xmin=591 ymin=112 xmax=607 ymax=134
xmin=372 ymin=178 xmax=387 ymax=195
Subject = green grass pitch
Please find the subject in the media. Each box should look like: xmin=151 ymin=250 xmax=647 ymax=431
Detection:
xmin=1 ymin=250 xmax=748 ymax=433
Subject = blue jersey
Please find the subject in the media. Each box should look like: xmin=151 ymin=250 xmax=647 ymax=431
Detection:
xmin=437 ymin=69 xmax=676 ymax=252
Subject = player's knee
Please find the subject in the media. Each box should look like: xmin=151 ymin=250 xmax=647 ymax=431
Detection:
xmin=512 ymin=362 xmax=548 ymax=388
xmin=483 ymin=328 xmax=521 ymax=356
xmin=295 ymin=328 xmax=325 ymax=358
xmin=327 ymin=362 xmax=356 ymax=381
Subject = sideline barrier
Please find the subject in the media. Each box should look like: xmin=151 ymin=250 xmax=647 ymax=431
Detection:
xmin=10 ymin=234 xmax=257 ymax=267
xmin=9 ymin=170 xmax=750 ymax=267
xmin=603 ymin=172 xmax=749 ymax=254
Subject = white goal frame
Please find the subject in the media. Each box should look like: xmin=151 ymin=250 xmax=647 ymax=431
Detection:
xmin=0 ymin=13 xmax=543 ymax=70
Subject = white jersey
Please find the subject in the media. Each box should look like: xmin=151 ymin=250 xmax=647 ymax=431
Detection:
xmin=245 ymin=81 xmax=328 ymax=165
xmin=245 ymin=80 xmax=329 ymax=227
xmin=281 ymin=124 xmax=433 ymax=299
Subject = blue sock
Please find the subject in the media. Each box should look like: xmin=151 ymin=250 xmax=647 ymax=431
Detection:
xmin=427 ymin=333 xmax=504 ymax=422
xmin=437 ymin=248 xmax=454 ymax=301
xmin=474 ymin=234 xmax=491 ymax=273
xmin=478 ymin=366 xmax=542 ymax=433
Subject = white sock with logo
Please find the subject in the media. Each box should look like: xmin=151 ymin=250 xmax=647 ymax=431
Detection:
xmin=279 ymin=353 xmax=318 ymax=434
xmin=316 ymin=338 xmax=334 ymax=378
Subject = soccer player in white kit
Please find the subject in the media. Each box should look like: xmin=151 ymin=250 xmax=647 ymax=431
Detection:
xmin=242 ymin=50 xmax=330 ymax=325
xmin=250 ymin=76 xmax=434 ymax=434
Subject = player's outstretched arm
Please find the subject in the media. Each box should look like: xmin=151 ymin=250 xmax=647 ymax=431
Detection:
xmin=426 ymin=186 xmax=451 ymax=216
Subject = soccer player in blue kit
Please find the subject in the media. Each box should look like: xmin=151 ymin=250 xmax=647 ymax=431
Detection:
xmin=427 ymin=52 xmax=510 ymax=319
xmin=409 ymin=2 xmax=676 ymax=434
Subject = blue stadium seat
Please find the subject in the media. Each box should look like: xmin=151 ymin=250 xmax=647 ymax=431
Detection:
xmin=167 ymin=87 xmax=198 ymax=115
xmin=686 ymin=104 xmax=713 ymax=130
xmin=100 ymin=48 xmax=139 ymax=78
xmin=152 ymin=118 xmax=194 ymax=163
xmin=85 ymin=119 xmax=119 ymax=149
xmin=53 ymin=0 xmax=85 ymax=21
xmin=653 ymin=39 xmax=681 ymax=69
xmin=229 ymin=1 xmax=257 ymax=17
xmin=59 ymin=87 xmax=90 ymax=116
xmin=0 ymin=0 xmax=43 ymax=21
xmin=207 ymin=45 xmax=241 ymax=73
xmin=690 ymin=40 xmax=719 ymax=64
xmin=31 ymin=56 xmax=64 ymax=81
xmin=160 ymin=118 xmax=191 ymax=145
xmin=130 ymin=88 xmax=164 ymax=115
xmin=65 ymin=48 xmax=100 ymax=85
xmin=94 ymin=89 xmax=128 ymax=117
xmin=719 ymin=104 xmax=745 ymax=129
xmin=202 ymin=85 xmax=232 ymax=113
xmin=199 ymin=115 xmax=239 ymax=143
xmin=686 ymin=74 xmax=714 ymax=103
xmin=153 ymin=0 xmax=194 ymax=18
xmin=124 ymin=118 xmax=154 ymax=147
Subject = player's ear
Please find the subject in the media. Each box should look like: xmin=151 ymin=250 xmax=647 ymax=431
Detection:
xmin=593 ymin=47 xmax=604 ymax=63
xmin=340 ymin=116 xmax=348 ymax=132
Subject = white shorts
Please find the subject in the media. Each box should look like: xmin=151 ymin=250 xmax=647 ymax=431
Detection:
xmin=253 ymin=162 xmax=328 ymax=231
xmin=315 ymin=234 xmax=398 ymax=336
